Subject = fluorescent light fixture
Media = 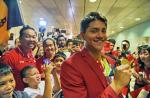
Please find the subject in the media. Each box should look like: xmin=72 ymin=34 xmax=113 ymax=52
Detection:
xmin=89 ymin=0 xmax=97 ymax=3
xmin=135 ymin=18 xmax=141 ymax=21
xmin=111 ymin=31 xmax=115 ymax=33
xmin=19 ymin=0 xmax=22 ymax=3
xmin=120 ymin=26 xmax=124 ymax=29
xmin=39 ymin=18 xmax=47 ymax=27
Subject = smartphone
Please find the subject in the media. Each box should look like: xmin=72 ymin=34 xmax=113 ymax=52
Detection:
xmin=43 ymin=58 xmax=51 ymax=66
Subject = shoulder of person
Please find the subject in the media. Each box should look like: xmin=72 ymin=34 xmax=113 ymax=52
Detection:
xmin=13 ymin=91 xmax=30 ymax=98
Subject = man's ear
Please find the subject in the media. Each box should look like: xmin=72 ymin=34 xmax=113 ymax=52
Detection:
xmin=80 ymin=32 xmax=85 ymax=40
xmin=23 ymin=78 xmax=28 ymax=83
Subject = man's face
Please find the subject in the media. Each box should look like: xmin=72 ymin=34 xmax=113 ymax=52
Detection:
xmin=0 ymin=73 xmax=16 ymax=98
xmin=82 ymin=20 xmax=107 ymax=52
xmin=43 ymin=39 xmax=56 ymax=58
xmin=20 ymin=29 xmax=37 ymax=50
xmin=121 ymin=42 xmax=129 ymax=51
xmin=58 ymin=37 xmax=66 ymax=48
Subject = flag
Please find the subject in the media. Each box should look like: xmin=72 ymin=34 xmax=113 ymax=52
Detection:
xmin=0 ymin=0 xmax=24 ymax=45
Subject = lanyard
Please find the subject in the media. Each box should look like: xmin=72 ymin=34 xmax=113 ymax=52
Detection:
xmin=98 ymin=57 xmax=111 ymax=76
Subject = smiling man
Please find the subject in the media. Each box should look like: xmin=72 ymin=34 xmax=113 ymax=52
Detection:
xmin=60 ymin=12 xmax=132 ymax=98
xmin=1 ymin=25 xmax=37 ymax=91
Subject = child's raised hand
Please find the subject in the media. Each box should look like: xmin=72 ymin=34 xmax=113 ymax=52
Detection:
xmin=43 ymin=62 xmax=55 ymax=75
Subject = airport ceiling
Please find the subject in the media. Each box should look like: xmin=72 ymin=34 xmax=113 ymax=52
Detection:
xmin=20 ymin=0 xmax=150 ymax=37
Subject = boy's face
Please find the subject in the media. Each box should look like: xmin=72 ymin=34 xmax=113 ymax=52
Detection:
xmin=23 ymin=68 xmax=41 ymax=87
xmin=0 ymin=73 xmax=16 ymax=98
xmin=54 ymin=56 xmax=65 ymax=72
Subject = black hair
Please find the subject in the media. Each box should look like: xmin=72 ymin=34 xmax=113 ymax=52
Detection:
xmin=20 ymin=66 xmax=35 ymax=79
xmin=122 ymin=40 xmax=130 ymax=46
xmin=56 ymin=35 xmax=66 ymax=43
xmin=54 ymin=51 xmax=66 ymax=60
xmin=107 ymin=39 xmax=116 ymax=45
xmin=137 ymin=45 xmax=150 ymax=54
xmin=138 ymin=45 xmax=150 ymax=68
xmin=0 ymin=63 xmax=12 ymax=76
xmin=66 ymin=39 xmax=74 ymax=46
xmin=80 ymin=12 xmax=107 ymax=33
xmin=43 ymin=38 xmax=57 ymax=47
xmin=19 ymin=25 xmax=37 ymax=39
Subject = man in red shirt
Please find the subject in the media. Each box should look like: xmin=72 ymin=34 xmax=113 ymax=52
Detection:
xmin=1 ymin=25 xmax=37 ymax=90
xmin=60 ymin=12 xmax=132 ymax=98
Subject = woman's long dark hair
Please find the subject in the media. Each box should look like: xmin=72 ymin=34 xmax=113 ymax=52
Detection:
xmin=138 ymin=45 xmax=150 ymax=68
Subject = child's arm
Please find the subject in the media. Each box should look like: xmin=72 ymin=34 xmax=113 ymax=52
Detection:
xmin=44 ymin=63 xmax=53 ymax=98
xmin=52 ymin=67 xmax=61 ymax=94
xmin=36 ymin=63 xmax=53 ymax=98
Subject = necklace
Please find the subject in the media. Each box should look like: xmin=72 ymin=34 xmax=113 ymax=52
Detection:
xmin=97 ymin=56 xmax=111 ymax=76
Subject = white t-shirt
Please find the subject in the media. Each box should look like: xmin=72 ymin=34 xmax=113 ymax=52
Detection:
xmin=24 ymin=81 xmax=45 ymax=98
xmin=24 ymin=75 xmax=55 ymax=98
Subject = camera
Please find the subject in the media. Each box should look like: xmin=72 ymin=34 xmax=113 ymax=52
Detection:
xmin=122 ymin=44 xmax=127 ymax=50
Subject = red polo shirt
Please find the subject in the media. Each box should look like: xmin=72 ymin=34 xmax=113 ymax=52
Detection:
xmin=36 ymin=56 xmax=45 ymax=74
xmin=1 ymin=46 xmax=36 ymax=91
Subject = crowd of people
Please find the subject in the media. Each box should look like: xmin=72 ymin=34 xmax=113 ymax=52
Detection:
xmin=0 ymin=12 xmax=149 ymax=98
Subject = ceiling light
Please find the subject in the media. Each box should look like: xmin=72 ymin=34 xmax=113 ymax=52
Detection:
xmin=135 ymin=18 xmax=141 ymax=21
xmin=19 ymin=0 xmax=22 ymax=4
xmin=120 ymin=26 xmax=124 ymax=29
xmin=89 ymin=0 xmax=97 ymax=3
xmin=111 ymin=31 xmax=115 ymax=33
xmin=39 ymin=18 xmax=47 ymax=27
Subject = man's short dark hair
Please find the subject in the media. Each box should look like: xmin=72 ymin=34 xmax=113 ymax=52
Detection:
xmin=80 ymin=12 xmax=107 ymax=33
xmin=122 ymin=40 xmax=130 ymax=46
xmin=0 ymin=63 xmax=12 ymax=76
xmin=19 ymin=25 xmax=37 ymax=39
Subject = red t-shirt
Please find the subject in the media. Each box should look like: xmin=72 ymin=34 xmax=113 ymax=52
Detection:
xmin=36 ymin=56 xmax=44 ymax=74
xmin=1 ymin=47 xmax=36 ymax=91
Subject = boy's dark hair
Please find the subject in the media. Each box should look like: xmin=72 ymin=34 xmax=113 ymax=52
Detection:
xmin=0 ymin=63 xmax=12 ymax=76
xmin=54 ymin=51 xmax=66 ymax=60
xmin=20 ymin=66 xmax=35 ymax=79
xmin=19 ymin=25 xmax=37 ymax=39
xmin=80 ymin=12 xmax=107 ymax=33
xmin=66 ymin=39 xmax=74 ymax=46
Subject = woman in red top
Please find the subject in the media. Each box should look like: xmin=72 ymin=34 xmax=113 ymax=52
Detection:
xmin=130 ymin=45 xmax=150 ymax=98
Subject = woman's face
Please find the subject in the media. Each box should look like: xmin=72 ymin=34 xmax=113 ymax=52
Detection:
xmin=139 ymin=49 xmax=150 ymax=66
xmin=43 ymin=39 xmax=56 ymax=58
